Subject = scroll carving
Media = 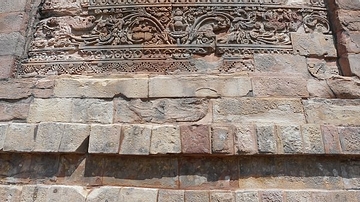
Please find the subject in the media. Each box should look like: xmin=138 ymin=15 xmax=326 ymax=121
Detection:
xmin=19 ymin=0 xmax=331 ymax=75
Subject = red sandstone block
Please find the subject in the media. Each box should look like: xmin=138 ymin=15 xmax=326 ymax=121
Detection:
xmin=0 ymin=12 xmax=28 ymax=34
xmin=321 ymin=125 xmax=342 ymax=154
xmin=180 ymin=125 xmax=211 ymax=154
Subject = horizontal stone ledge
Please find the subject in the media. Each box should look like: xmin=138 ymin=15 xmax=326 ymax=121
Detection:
xmin=2 ymin=122 xmax=360 ymax=156
xmin=149 ymin=75 xmax=252 ymax=98
xmin=0 ymin=154 xmax=359 ymax=190
xmin=1 ymin=184 xmax=359 ymax=202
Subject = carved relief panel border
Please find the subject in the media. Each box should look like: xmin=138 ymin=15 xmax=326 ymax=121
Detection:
xmin=19 ymin=0 xmax=330 ymax=75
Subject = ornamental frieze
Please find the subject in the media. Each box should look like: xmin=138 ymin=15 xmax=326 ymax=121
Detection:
xmin=19 ymin=0 xmax=329 ymax=75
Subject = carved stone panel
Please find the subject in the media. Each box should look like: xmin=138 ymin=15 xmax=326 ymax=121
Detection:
xmin=19 ymin=0 xmax=330 ymax=75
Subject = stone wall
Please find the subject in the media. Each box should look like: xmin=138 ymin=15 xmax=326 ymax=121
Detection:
xmin=0 ymin=0 xmax=360 ymax=201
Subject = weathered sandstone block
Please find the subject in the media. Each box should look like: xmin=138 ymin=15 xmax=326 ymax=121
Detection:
xmin=321 ymin=125 xmax=342 ymax=154
xmin=0 ymin=124 xmax=7 ymax=150
xmin=28 ymin=98 xmax=73 ymax=123
xmin=119 ymin=187 xmax=158 ymax=202
xmin=47 ymin=185 xmax=87 ymax=202
xmin=180 ymin=125 xmax=211 ymax=154
xmin=150 ymin=125 xmax=181 ymax=154
xmin=0 ymin=32 xmax=25 ymax=56
xmin=35 ymin=122 xmax=64 ymax=152
xmin=335 ymin=0 xmax=360 ymax=10
xmin=291 ymin=33 xmax=337 ymax=57
xmin=149 ymin=75 xmax=252 ymax=98
xmin=327 ymin=76 xmax=360 ymax=98
xmin=338 ymin=127 xmax=360 ymax=154
xmin=0 ymin=100 xmax=30 ymax=121
xmin=253 ymin=54 xmax=308 ymax=76
xmin=336 ymin=10 xmax=360 ymax=31
xmin=233 ymin=124 xmax=257 ymax=154
xmin=277 ymin=125 xmax=303 ymax=154
xmin=0 ymin=185 xmax=22 ymax=202
xmin=213 ymin=98 xmax=305 ymax=124
xmin=260 ymin=191 xmax=284 ymax=202
xmin=3 ymin=123 xmax=37 ymax=152
xmin=86 ymin=186 xmax=121 ymax=202
xmin=158 ymin=189 xmax=184 ymax=202
xmin=303 ymin=99 xmax=360 ymax=125
xmin=89 ymin=124 xmax=121 ymax=154
xmin=20 ymin=185 xmax=49 ymax=202
xmin=235 ymin=191 xmax=259 ymax=202
xmin=211 ymin=126 xmax=234 ymax=154
xmin=114 ymin=98 xmax=209 ymax=123
xmin=252 ymin=76 xmax=309 ymax=97
xmin=301 ymin=124 xmax=325 ymax=154
xmin=185 ymin=190 xmax=210 ymax=202
xmin=210 ymin=191 xmax=235 ymax=202
xmin=0 ymin=56 xmax=14 ymax=79
xmin=0 ymin=12 xmax=28 ymax=34
xmin=54 ymin=77 xmax=148 ymax=98
xmin=72 ymin=99 xmax=113 ymax=124
xmin=256 ymin=124 xmax=277 ymax=154
xmin=58 ymin=123 xmax=90 ymax=153
xmin=0 ymin=0 xmax=28 ymax=13
xmin=120 ymin=125 xmax=151 ymax=155
xmin=285 ymin=191 xmax=311 ymax=202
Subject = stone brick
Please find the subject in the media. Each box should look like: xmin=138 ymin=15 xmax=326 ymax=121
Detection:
xmin=327 ymin=76 xmax=360 ymax=99
xmin=336 ymin=10 xmax=360 ymax=31
xmin=58 ymin=123 xmax=90 ymax=153
xmin=3 ymin=123 xmax=37 ymax=152
xmin=114 ymin=98 xmax=209 ymax=123
xmin=348 ymin=54 xmax=360 ymax=77
xmin=321 ymin=125 xmax=342 ymax=154
xmin=0 ymin=79 xmax=33 ymax=99
xmin=307 ymin=79 xmax=335 ymax=98
xmin=301 ymin=124 xmax=325 ymax=154
xmin=337 ymin=32 xmax=360 ymax=54
xmin=102 ymin=156 xmax=178 ymax=188
xmin=89 ymin=124 xmax=121 ymax=154
xmin=72 ymin=99 xmax=113 ymax=124
xmin=120 ymin=124 xmax=151 ymax=155
xmin=0 ymin=32 xmax=25 ymax=56
xmin=47 ymin=186 xmax=87 ymax=202
xmin=213 ymin=98 xmax=306 ymax=124
xmin=211 ymin=126 xmax=234 ymax=154
xmin=335 ymin=0 xmax=360 ymax=10
xmin=34 ymin=122 xmax=64 ymax=152
xmin=119 ymin=187 xmax=158 ymax=202
xmin=292 ymin=33 xmax=337 ymax=57
xmin=285 ymin=191 xmax=311 ymax=202
xmin=180 ymin=157 xmax=238 ymax=189
xmin=0 ymin=12 xmax=28 ymax=34
xmin=0 ymin=0 xmax=28 ymax=12
xmin=341 ymin=160 xmax=360 ymax=189
xmin=235 ymin=191 xmax=259 ymax=202
xmin=158 ymin=189 xmax=184 ymax=202
xmin=253 ymin=54 xmax=308 ymax=76
xmin=303 ymin=99 xmax=360 ymax=125
xmin=0 ymin=55 xmax=14 ymax=79
xmin=149 ymin=75 xmax=252 ymax=97
xmin=180 ymin=125 xmax=211 ymax=154
xmin=20 ymin=185 xmax=49 ymax=202
xmin=252 ymin=76 xmax=309 ymax=97
xmin=185 ymin=190 xmax=210 ymax=202
xmin=0 ymin=185 xmax=22 ymax=202
xmin=150 ymin=125 xmax=181 ymax=154
xmin=256 ymin=124 xmax=277 ymax=154
xmin=311 ymin=192 xmax=333 ymax=202
xmin=27 ymin=98 xmax=72 ymax=123
xmin=86 ymin=186 xmax=121 ymax=202
xmin=307 ymin=58 xmax=339 ymax=80
xmin=338 ymin=127 xmax=360 ymax=154
xmin=210 ymin=191 xmax=235 ymax=202
xmin=0 ymin=100 xmax=29 ymax=121
xmin=260 ymin=191 xmax=284 ymax=202
xmin=0 ymin=124 xmax=8 ymax=150
xmin=277 ymin=125 xmax=303 ymax=154
xmin=54 ymin=77 xmax=148 ymax=98
xmin=234 ymin=124 xmax=257 ymax=154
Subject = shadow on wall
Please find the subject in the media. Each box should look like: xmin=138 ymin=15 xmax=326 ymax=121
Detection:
xmin=0 ymin=154 xmax=359 ymax=190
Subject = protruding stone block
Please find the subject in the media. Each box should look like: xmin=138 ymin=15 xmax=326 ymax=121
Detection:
xmin=211 ymin=126 xmax=234 ymax=154
xmin=158 ymin=189 xmax=184 ymax=202
xmin=180 ymin=125 xmax=211 ymax=154
xmin=34 ymin=122 xmax=64 ymax=152
xmin=292 ymin=33 xmax=337 ymax=57
xmin=3 ymin=123 xmax=37 ymax=152
xmin=120 ymin=125 xmax=151 ymax=155
xmin=0 ymin=185 xmax=22 ymax=202
xmin=256 ymin=124 xmax=277 ymax=154
xmin=277 ymin=125 xmax=303 ymax=154
xmin=210 ymin=191 xmax=235 ymax=202
xmin=0 ymin=32 xmax=25 ymax=56
xmin=0 ymin=124 xmax=8 ymax=150
xmin=58 ymin=123 xmax=90 ymax=153
xmin=86 ymin=186 xmax=121 ymax=202
xmin=338 ymin=127 xmax=360 ymax=154
xmin=234 ymin=124 xmax=257 ymax=154
xmin=20 ymin=185 xmax=49 ymax=202
xmin=89 ymin=124 xmax=121 ymax=154
xmin=150 ymin=125 xmax=181 ymax=154
xmin=260 ymin=191 xmax=284 ymax=202
xmin=185 ymin=190 xmax=210 ymax=202
xmin=321 ymin=125 xmax=342 ymax=154
xmin=235 ymin=191 xmax=259 ymax=202
xmin=47 ymin=185 xmax=87 ymax=202
xmin=301 ymin=124 xmax=325 ymax=154
xmin=119 ymin=187 xmax=158 ymax=202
